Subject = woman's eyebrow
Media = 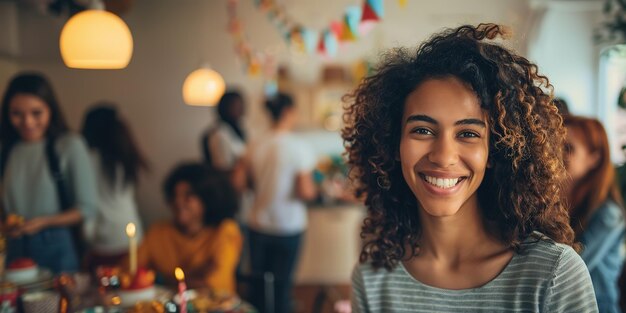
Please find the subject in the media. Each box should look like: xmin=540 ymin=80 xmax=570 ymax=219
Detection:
xmin=455 ymin=118 xmax=486 ymax=128
xmin=406 ymin=114 xmax=437 ymax=124
xmin=405 ymin=115 xmax=486 ymax=128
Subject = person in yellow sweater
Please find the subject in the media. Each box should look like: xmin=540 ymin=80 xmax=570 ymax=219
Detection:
xmin=135 ymin=163 xmax=242 ymax=293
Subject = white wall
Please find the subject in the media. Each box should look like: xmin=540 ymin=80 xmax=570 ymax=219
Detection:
xmin=5 ymin=0 xmax=535 ymax=226
xmin=528 ymin=0 xmax=604 ymax=116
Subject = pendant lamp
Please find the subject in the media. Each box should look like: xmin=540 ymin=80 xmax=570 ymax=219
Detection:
xmin=182 ymin=67 xmax=226 ymax=106
xmin=60 ymin=4 xmax=133 ymax=69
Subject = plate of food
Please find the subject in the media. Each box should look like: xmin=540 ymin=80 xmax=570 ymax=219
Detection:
xmin=173 ymin=289 xmax=241 ymax=312
xmin=3 ymin=258 xmax=54 ymax=291
xmin=106 ymin=268 xmax=173 ymax=308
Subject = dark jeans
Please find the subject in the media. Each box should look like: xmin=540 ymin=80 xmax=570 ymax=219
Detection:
xmin=6 ymin=227 xmax=79 ymax=274
xmin=249 ymin=229 xmax=303 ymax=313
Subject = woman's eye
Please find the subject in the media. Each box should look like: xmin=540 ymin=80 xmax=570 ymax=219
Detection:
xmin=459 ymin=131 xmax=480 ymax=138
xmin=411 ymin=128 xmax=433 ymax=135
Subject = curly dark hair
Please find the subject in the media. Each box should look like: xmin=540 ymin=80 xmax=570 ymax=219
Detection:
xmin=163 ymin=163 xmax=237 ymax=227
xmin=342 ymin=23 xmax=575 ymax=270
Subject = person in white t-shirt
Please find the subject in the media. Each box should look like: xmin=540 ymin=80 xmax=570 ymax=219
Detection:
xmin=81 ymin=104 xmax=149 ymax=271
xmin=201 ymin=91 xmax=247 ymax=171
xmin=236 ymin=92 xmax=317 ymax=313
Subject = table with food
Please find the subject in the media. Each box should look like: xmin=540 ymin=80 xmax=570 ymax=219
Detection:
xmin=0 ymin=215 xmax=257 ymax=313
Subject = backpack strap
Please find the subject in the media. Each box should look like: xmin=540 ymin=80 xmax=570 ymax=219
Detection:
xmin=0 ymin=140 xmax=16 ymax=179
xmin=45 ymin=137 xmax=71 ymax=211
xmin=45 ymin=136 xmax=86 ymax=257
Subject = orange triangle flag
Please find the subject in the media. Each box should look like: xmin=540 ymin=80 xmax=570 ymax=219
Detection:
xmin=341 ymin=18 xmax=357 ymax=41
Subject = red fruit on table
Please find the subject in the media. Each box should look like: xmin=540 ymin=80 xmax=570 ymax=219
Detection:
xmin=8 ymin=258 xmax=35 ymax=269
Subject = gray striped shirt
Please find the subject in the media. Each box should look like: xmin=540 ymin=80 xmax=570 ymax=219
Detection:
xmin=352 ymin=236 xmax=598 ymax=312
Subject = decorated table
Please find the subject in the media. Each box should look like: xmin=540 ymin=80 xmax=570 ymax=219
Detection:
xmin=0 ymin=222 xmax=257 ymax=313
xmin=0 ymin=265 xmax=257 ymax=313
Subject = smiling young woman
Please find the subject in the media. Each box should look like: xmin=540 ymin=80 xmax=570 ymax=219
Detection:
xmin=0 ymin=72 xmax=98 ymax=273
xmin=342 ymin=24 xmax=598 ymax=312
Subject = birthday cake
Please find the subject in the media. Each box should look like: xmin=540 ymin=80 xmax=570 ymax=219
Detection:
xmin=5 ymin=258 xmax=39 ymax=283
xmin=118 ymin=268 xmax=156 ymax=307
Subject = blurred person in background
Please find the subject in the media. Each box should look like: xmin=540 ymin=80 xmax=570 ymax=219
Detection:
xmin=81 ymin=104 xmax=149 ymax=271
xmin=0 ymin=72 xmax=97 ymax=273
xmin=235 ymin=92 xmax=317 ymax=313
xmin=565 ymin=115 xmax=626 ymax=313
xmin=553 ymin=97 xmax=570 ymax=116
xmin=201 ymin=90 xmax=247 ymax=171
xmin=200 ymin=89 xmax=253 ymax=276
xmin=134 ymin=163 xmax=242 ymax=292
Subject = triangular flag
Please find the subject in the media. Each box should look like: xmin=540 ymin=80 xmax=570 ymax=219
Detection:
xmin=337 ymin=6 xmax=361 ymax=42
xmin=324 ymin=31 xmax=339 ymax=57
xmin=330 ymin=21 xmax=343 ymax=39
xmin=341 ymin=15 xmax=358 ymax=41
xmin=301 ymin=28 xmax=319 ymax=54
xmin=359 ymin=1 xmax=379 ymax=35
xmin=248 ymin=59 xmax=261 ymax=76
xmin=345 ymin=5 xmax=362 ymax=36
xmin=317 ymin=32 xmax=326 ymax=54
xmin=368 ymin=0 xmax=384 ymax=18
xmin=398 ymin=0 xmax=407 ymax=8
xmin=361 ymin=2 xmax=379 ymax=22
xmin=290 ymin=26 xmax=303 ymax=43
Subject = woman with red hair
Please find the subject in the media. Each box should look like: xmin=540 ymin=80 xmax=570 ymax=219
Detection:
xmin=565 ymin=115 xmax=626 ymax=313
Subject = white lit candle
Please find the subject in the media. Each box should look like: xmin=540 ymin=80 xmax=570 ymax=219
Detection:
xmin=126 ymin=223 xmax=137 ymax=276
xmin=175 ymin=267 xmax=187 ymax=313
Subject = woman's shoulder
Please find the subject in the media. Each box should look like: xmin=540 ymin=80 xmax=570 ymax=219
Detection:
xmin=519 ymin=233 xmax=586 ymax=276
xmin=54 ymin=132 xmax=89 ymax=153
xmin=595 ymin=199 xmax=624 ymax=224
xmin=352 ymin=260 xmax=405 ymax=285
xmin=215 ymin=219 xmax=242 ymax=237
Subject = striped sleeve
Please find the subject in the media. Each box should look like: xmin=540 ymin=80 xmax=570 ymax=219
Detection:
xmin=543 ymin=246 xmax=598 ymax=312
xmin=351 ymin=265 xmax=369 ymax=313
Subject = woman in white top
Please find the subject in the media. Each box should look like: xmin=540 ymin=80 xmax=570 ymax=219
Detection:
xmin=202 ymin=91 xmax=247 ymax=171
xmin=236 ymin=93 xmax=317 ymax=313
xmin=81 ymin=104 xmax=149 ymax=270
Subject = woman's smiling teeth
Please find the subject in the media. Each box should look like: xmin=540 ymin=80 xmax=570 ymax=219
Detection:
xmin=421 ymin=174 xmax=464 ymax=189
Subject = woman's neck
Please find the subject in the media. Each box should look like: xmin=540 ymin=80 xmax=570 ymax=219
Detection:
xmin=178 ymin=222 xmax=204 ymax=237
xmin=416 ymin=201 xmax=499 ymax=263
xmin=402 ymin=199 xmax=513 ymax=290
xmin=271 ymin=122 xmax=291 ymax=133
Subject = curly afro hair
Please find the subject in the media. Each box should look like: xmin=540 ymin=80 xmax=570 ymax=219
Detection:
xmin=342 ymin=23 xmax=575 ymax=270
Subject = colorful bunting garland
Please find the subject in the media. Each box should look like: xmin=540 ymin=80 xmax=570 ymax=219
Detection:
xmin=255 ymin=0 xmax=384 ymax=57
xmin=227 ymin=0 xmax=397 ymax=77
xmin=227 ymin=0 xmax=277 ymax=78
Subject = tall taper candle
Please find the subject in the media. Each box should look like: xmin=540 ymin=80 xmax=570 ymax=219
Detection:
xmin=126 ymin=223 xmax=137 ymax=276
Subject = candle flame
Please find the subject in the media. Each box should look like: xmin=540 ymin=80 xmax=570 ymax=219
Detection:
xmin=126 ymin=223 xmax=136 ymax=237
xmin=175 ymin=267 xmax=185 ymax=281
